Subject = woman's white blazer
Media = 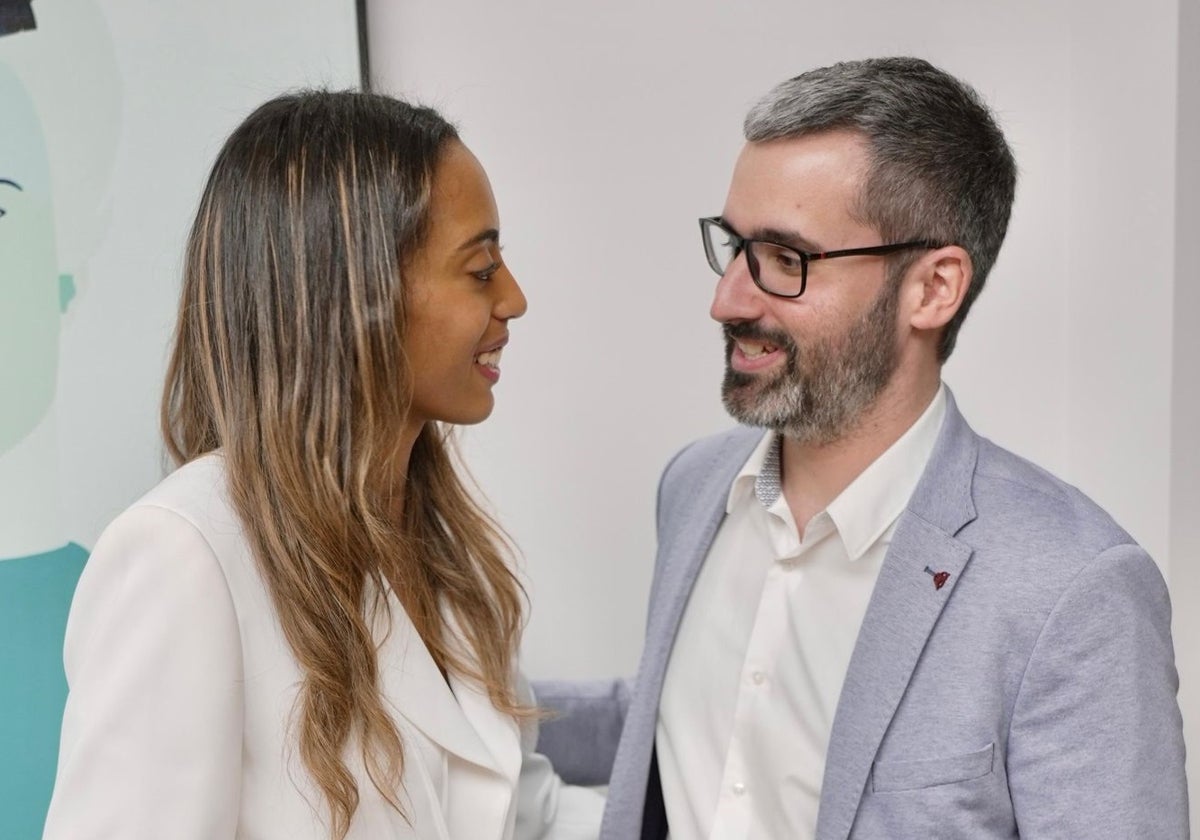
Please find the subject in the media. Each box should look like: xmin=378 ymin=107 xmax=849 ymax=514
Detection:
xmin=42 ymin=453 xmax=588 ymax=840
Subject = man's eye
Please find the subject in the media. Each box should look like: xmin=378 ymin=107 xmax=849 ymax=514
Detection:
xmin=0 ymin=208 xmax=6 ymax=219
xmin=762 ymin=246 xmax=804 ymax=275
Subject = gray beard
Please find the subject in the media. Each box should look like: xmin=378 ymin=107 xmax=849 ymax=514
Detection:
xmin=720 ymin=278 xmax=901 ymax=446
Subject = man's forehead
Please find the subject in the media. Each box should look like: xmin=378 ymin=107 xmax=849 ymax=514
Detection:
xmin=723 ymin=131 xmax=869 ymax=234
xmin=731 ymin=131 xmax=868 ymax=184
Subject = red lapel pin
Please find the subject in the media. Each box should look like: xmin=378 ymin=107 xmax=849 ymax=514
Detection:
xmin=923 ymin=566 xmax=950 ymax=590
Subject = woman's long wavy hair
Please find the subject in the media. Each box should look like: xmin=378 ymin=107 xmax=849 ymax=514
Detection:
xmin=161 ymin=91 xmax=527 ymax=837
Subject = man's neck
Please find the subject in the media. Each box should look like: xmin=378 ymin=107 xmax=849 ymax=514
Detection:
xmin=0 ymin=411 xmax=67 ymax=559
xmin=780 ymin=370 xmax=940 ymax=534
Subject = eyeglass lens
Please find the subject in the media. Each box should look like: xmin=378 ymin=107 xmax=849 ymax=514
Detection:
xmin=702 ymin=220 xmax=806 ymax=297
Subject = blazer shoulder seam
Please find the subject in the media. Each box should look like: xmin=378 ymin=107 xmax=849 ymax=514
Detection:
xmin=121 ymin=500 xmax=238 ymax=596
xmin=1006 ymin=541 xmax=1143 ymax=740
xmin=971 ymin=464 xmax=1071 ymax=505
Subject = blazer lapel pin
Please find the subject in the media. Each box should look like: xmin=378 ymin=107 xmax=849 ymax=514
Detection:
xmin=924 ymin=566 xmax=950 ymax=590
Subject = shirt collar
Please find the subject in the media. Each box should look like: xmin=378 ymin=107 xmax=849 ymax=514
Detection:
xmin=726 ymin=427 xmax=782 ymax=515
xmin=725 ymin=384 xmax=948 ymax=561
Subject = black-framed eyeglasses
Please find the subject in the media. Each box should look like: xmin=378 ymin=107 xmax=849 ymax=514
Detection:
xmin=700 ymin=216 xmax=943 ymax=299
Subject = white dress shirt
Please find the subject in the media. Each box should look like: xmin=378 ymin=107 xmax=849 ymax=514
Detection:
xmin=656 ymin=386 xmax=946 ymax=840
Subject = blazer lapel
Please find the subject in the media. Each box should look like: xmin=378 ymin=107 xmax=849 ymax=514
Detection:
xmin=602 ymin=429 xmax=765 ymax=840
xmin=646 ymin=429 xmax=765 ymax=657
xmin=815 ymin=391 xmax=980 ymax=840
xmin=444 ymin=670 xmax=521 ymax=840
xmin=376 ymin=591 xmax=500 ymax=773
xmin=377 ymin=595 xmax=520 ymax=840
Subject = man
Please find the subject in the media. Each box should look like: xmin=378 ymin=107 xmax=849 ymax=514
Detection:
xmin=535 ymin=57 xmax=1188 ymax=839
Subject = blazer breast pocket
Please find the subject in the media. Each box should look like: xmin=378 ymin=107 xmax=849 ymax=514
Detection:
xmin=871 ymin=742 xmax=994 ymax=793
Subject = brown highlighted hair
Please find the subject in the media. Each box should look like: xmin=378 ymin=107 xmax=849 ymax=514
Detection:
xmin=162 ymin=90 xmax=526 ymax=837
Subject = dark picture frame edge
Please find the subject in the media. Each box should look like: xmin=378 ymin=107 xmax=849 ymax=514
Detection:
xmin=355 ymin=0 xmax=371 ymax=92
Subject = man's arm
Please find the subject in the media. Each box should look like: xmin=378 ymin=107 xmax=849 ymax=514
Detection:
xmin=531 ymin=678 xmax=632 ymax=786
xmin=515 ymin=675 xmax=607 ymax=840
xmin=1006 ymin=543 xmax=1188 ymax=837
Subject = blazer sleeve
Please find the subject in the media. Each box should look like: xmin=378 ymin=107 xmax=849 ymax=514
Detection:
xmin=529 ymin=678 xmax=630 ymax=787
xmin=42 ymin=504 xmax=244 ymax=840
xmin=515 ymin=674 xmax=606 ymax=840
xmin=1006 ymin=543 xmax=1188 ymax=838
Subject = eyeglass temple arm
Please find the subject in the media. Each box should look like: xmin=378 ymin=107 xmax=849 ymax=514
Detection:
xmin=809 ymin=241 xmax=943 ymax=260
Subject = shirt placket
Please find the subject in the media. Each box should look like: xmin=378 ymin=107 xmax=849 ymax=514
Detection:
xmin=710 ymin=504 xmax=805 ymax=839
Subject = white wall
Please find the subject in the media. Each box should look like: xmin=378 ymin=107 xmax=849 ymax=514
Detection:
xmin=1172 ymin=0 xmax=1200 ymax=830
xmin=1064 ymin=0 xmax=1178 ymax=582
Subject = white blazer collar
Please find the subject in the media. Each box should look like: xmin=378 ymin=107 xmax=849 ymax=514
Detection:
xmin=376 ymin=590 xmax=520 ymax=840
xmin=376 ymin=590 xmax=518 ymax=774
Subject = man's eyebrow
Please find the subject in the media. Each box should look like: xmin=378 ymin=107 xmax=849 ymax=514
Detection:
xmin=748 ymin=225 xmax=822 ymax=253
xmin=0 ymin=179 xmax=23 ymax=191
xmin=457 ymin=228 xmax=499 ymax=252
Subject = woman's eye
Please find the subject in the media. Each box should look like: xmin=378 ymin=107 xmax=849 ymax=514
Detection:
xmin=472 ymin=262 xmax=500 ymax=281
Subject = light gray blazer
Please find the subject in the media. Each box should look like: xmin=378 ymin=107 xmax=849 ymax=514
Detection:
xmin=536 ymin=391 xmax=1188 ymax=839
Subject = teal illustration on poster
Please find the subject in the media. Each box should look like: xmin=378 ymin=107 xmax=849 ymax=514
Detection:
xmin=0 ymin=0 xmax=121 ymax=832
xmin=0 ymin=62 xmax=65 ymax=454
xmin=0 ymin=544 xmax=88 ymax=840
xmin=0 ymin=59 xmax=88 ymax=840
xmin=1 ymin=0 xmax=358 ymax=834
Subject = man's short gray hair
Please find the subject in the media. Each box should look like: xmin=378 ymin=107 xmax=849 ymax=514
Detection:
xmin=745 ymin=57 xmax=1017 ymax=361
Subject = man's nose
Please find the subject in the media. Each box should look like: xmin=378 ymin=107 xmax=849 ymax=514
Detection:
xmin=709 ymin=251 xmax=764 ymax=324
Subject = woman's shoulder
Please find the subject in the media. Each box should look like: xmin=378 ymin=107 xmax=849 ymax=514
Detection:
xmin=136 ymin=449 xmax=228 ymax=509
xmin=91 ymin=451 xmax=252 ymax=593
xmin=118 ymin=452 xmax=236 ymax=538
xmin=68 ymin=454 xmax=250 ymax=653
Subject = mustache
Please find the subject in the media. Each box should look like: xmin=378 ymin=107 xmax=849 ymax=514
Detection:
xmin=722 ymin=321 xmax=795 ymax=352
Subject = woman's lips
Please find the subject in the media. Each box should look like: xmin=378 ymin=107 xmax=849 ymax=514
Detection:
xmin=474 ymin=340 xmax=506 ymax=382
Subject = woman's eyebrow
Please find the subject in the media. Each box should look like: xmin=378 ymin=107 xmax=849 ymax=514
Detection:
xmin=457 ymin=228 xmax=499 ymax=252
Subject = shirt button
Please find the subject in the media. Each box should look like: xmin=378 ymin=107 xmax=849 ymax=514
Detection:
xmin=752 ymin=671 xmax=766 ymax=685
xmin=732 ymin=782 xmax=747 ymax=796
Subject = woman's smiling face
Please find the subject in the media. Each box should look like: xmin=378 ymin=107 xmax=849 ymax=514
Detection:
xmin=402 ymin=141 xmax=527 ymax=433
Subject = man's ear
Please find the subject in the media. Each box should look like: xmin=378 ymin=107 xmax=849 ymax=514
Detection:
xmin=908 ymin=245 xmax=972 ymax=332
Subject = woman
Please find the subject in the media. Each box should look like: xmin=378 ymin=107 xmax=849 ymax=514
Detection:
xmin=43 ymin=91 xmax=600 ymax=840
